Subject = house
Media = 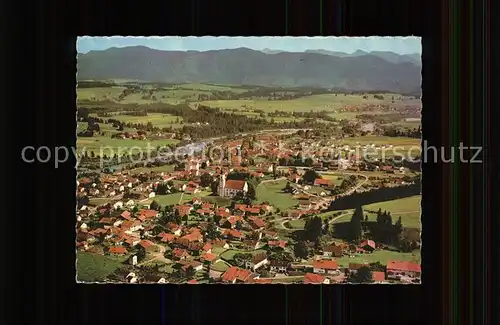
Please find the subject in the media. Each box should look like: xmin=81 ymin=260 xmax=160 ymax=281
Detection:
xmin=108 ymin=246 xmax=128 ymax=255
xmin=386 ymin=260 xmax=421 ymax=280
xmin=222 ymin=266 xmax=254 ymax=284
xmin=323 ymin=244 xmax=343 ymax=258
xmin=312 ymin=260 xmax=339 ymax=275
xmin=180 ymin=261 xmax=203 ymax=274
xmin=223 ymin=229 xmax=245 ymax=241
xmin=120 ymin=211 xmax=133 ymax=221
xmin=217 ymin=174 xmax=248 ymax=198
xmin=304 ymin=273 xmax=330 ymax=284
xmin=298 ymin=199 xmax=312 ymax=210
xmin=268 ymin=240 xmax=287 ymax=250
xmin=201 ymin=252 xmax=217 ymax=263
xmin=314 ymin=178 xmax=330 ymax=187
xmin=245 ymin=253 xmax=268 ymax=271
xmin=380 ymin=165 xmax=394 ymax=173
xmin=138 ymin=240 xmax=155 ymax=252
xmin=172 ymin=248 xmax=190 ymax=260
xmin=247 ymin=216 xmax=265 ymax=230
xmin=269 ymin=260 xmax=289 ymax=274
xmin=359 ymin=240 xmax=376 ymax=252
xmin=348 ymin=263 xmax=370 ymax=276
xmin=372 ymin=271 xmax=386 ymax=283
xmin=113 ymin=201 xmax=123 ymax=209
xmin=209 ymin=239 xmax=230 ymax=249
xmin=289 ymin=174 xmax=301 ymax=183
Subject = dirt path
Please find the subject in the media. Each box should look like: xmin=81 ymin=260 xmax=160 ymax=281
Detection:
xmin=137 ymin=243 xmax=170 ymax=266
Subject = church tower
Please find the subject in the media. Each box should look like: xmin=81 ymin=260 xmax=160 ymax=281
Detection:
xmin=218 ymin=174 xmax=226 ymax=197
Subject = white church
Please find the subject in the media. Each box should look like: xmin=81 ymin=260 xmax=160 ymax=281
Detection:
xmin=217 ymin=174 xmax=248 ymax=198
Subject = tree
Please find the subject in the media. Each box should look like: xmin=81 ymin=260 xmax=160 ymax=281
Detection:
xmin=200 ymin=173 xmax=213 ymax=188
xmin=304 ymin=216 xmax=323 ymax=242
xmin=302 ymin=169 xmax=319 ymax=184
xmin=293 ymin=241 xmax=309 ymax=260
xmin=349 ymin=206 xmax=364 ymax=241
xmin=246 ymin=183 xmax=256 ymax=200
xmin=210 ymin=180 xmax=219 ymax=194
xmin=349 ymin=266 xmax=373 ymax=283
xmin=394 ymin=216 xmax=403 ymax=233
xmin=369 ymin=262 xmax=386 ymax=272
xmin=150 ymin=200 xmax=159 ymax=211
xmin=284 ymin=181 xmax=291 ymax=192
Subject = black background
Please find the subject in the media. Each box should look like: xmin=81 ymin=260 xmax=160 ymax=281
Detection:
xmin=3 ymin=0 xmax=496 ymax=324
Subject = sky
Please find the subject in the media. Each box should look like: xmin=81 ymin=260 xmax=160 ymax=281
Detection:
xmin=77 ymin=36 xmax=421 ymax=54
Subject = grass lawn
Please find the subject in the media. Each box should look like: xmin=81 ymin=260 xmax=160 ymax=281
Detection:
xmin=219 ymin=249 xmax=267 ymax=262
xmin=76 ymin=251 xmax=128 ymax=282
xmin=155 ymin=193 xmax=184 ymax=206
xmin=211 ymin=260 xmax=230 ymax=272
xmin=255 ymin=180 xmax=298 ymax=211
xmin=201 ymin=195 xmax=232 ymax=207
xmin=211 ymin=246 xmax=228 ymax=255
xmin=288 ymin=219 xmax=306 ymax=229
xmin=334 ymin=249 xmax=421 ymax=267
xmin=155 ymin=191 xmax=212 ymax=206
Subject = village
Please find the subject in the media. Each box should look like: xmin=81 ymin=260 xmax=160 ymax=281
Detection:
xmin=76 ymin=130 xmax=422 ymax=284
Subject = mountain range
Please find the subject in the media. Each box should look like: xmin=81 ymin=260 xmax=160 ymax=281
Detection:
xmin=77 ymin=46 xmax=422 ymax=94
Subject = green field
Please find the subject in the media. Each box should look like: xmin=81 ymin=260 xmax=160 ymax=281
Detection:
xmin=76 ymin=251 xmax=128 ymax=282
xmin=77 ymin=136 xmax=180 ymax=155
xmin=155 ymin=191 xmax=212 ymax=206
xmin=326 ymin=196 xmax=421 ymax=228
xmin=255 ymin=180 xmax=299 ymax=211
xmin=210 ymin=260 xmax=230 ymax=272
xmin=201 ymin=195 xmax=232 ymax=207
xmin=219 ymin=249 xmax=267 ymax=262
xmin=363 ymin=195 xmax=421 ymax=229
xmin=94 ymin=113 xmax=184 ymax=129
xmin=334 ymin=249 xmax=421 ymax=267
xmin=77 ymin=86 xmax=126 ymax=101
xmin=288 ymin=219 xmax=306 ymax=229
xmin=198 ymin=93 xmax=404 ymax=113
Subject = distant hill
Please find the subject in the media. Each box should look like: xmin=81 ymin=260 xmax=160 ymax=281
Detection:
xmin=305 ymin=49 xmax=421 ymax=65
xmin=77 ymin=46 xmax=422 ymax=94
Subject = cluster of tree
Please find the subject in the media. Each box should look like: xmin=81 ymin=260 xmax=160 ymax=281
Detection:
xmin=328 ymin=183 xmax=421 ymax=210
xmin=77 ymin=81 xmax=116 ymax=88
xmin=123 ymin=110 xmax=148 ymax=117
xmin=117 ymin=87 xmax=139 ymax=101
xmin=383 ymin=126 xmax=421 ymax=139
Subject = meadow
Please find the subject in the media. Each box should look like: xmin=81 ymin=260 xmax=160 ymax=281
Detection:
xmin=77 ymin=136 xmax=179 ymax=155
xmin=89 ymin=113 xmax=184 ymax=129
xmin=76 ymin=251 xmax=128 ymax=282
xmin=77 ymin=86 xmax=126 ymax=101
xmin=255 ymin=179 xmax=299 ymax=211
xmin=334 ymin=249 xmax=421 ymax=267
xmin=327 ymin=196 xmax=421 ymax=229
xmin=197 ymin=93 xmax=405 ymax=113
